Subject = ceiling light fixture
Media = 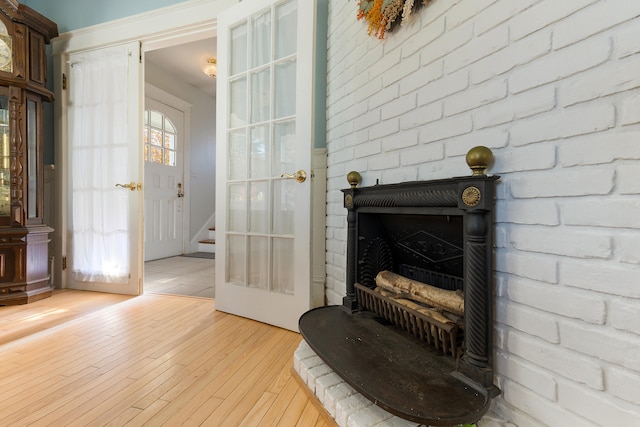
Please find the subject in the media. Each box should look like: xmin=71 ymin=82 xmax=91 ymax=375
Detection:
xmin=203 ymin=58 xmax=217 ymax=78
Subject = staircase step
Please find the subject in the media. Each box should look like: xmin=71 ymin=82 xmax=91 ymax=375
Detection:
xmin=198 ymin=238 xmax=216 ymax=253
xmin=199 ymin=227 xmax=216 ymax=253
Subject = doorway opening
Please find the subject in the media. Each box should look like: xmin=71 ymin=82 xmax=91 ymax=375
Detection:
xmin=143 ymin=37 xmax=217 ymax=298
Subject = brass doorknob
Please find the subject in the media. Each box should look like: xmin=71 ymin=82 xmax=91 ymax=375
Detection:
xmin=280 ymin=170 xmax=307 ymax=183
xmin=115 ymin=182 xmax=142 ymax=191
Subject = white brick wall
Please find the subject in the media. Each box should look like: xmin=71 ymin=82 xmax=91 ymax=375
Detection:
xmin=324 ymin=0 xmax=640 ymax=425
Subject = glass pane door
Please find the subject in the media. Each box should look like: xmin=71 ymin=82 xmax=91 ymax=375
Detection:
xmin=216 ymin=0 xmax=318 ymax=332
xmin=226 ymin=0 xmax=298 ymax=295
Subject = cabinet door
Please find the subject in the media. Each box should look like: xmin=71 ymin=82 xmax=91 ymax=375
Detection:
xmin=29 ymin=31 xmax=46 ymax=86
xmin=25 ymin=92 xmax=44 ymax=225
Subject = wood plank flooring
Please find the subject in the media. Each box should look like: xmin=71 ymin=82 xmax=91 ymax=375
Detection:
xmin=0 ymin=290 xmax=335 ymax=426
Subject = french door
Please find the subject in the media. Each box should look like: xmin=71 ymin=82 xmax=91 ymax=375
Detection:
xmin=215 ymin=0 xmax=321 ymax=331
xmin=64 ymin=42 xmax=143 ymax=295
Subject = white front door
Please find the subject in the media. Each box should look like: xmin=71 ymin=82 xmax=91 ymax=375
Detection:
xmin=143 ymin=97 xmax=186 ymax=261
xmin=64 ymin=42 xmax=143 ymax=295
xmin=215 ymin=0 xmax=321 ymax=331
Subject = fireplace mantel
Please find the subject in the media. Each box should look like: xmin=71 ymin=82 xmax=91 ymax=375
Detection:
xmin=299 ymin=165 xmax=500 ymax=426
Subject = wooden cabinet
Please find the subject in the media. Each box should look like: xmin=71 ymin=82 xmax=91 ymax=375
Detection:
xmin=0 ymin=1 xmax=57 ymax=305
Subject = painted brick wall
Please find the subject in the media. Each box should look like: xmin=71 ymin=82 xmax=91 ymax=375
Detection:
xmin=324 ymin=0 xmax=640 ymax=425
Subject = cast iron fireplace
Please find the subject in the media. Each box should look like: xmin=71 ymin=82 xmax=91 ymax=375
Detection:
xmin=299 ymin=148 xmax=500 ymax=426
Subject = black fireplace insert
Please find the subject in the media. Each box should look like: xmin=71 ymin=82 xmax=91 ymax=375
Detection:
xmin=299 ymin=155 xmax=500 ymax=426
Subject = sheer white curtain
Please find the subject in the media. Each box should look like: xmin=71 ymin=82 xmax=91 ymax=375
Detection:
xmin=68 ymin=45 xmax=132 ymax=284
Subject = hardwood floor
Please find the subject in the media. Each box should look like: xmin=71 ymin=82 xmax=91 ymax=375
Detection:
xmin=0 ymin=290 xmax=335 ymax=426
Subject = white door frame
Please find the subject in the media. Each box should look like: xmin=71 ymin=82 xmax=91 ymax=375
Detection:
xmin=51 ymin=0 xmax=237 ymax=289
xmin=144 ymin=84 xmax=192 ymax=260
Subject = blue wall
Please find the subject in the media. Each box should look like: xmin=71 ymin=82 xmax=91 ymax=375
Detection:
xmin=21 ymin=0 xmax=190 ymax=33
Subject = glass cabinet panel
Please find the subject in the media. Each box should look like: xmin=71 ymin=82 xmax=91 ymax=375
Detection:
xmin=27 ymin=99 xmax=38 ymax=219
xmin=0 ymin=94 xmax=9 ymax=218
xmin=25 ymin=94 xmax=43 ymax=224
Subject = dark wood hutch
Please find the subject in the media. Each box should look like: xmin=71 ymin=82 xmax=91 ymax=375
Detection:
xmin=0 ymin=0 xmax=57 ymax=305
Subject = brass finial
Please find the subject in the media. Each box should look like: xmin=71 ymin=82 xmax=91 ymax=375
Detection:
xmin=346 ymin=171 xmax=362 ymax=188
xmin=466 ymin=146 xmax=493 ymax=176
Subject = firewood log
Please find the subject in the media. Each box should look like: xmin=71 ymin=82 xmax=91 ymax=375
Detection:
xmin=375 ymin=270 xmax=464 ymax=316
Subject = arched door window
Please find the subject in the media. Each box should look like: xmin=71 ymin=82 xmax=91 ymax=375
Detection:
xmin=144 ymin=109 xmax=177 ymax=166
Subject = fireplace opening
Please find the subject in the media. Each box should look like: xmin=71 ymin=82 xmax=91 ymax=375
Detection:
xmin=355 ymin=213 xmax=465 ymax=359
xmin=299 ymin=148 xmax=501 ymax=426
xmin=357 ymin=213 xmax=464 ymax=288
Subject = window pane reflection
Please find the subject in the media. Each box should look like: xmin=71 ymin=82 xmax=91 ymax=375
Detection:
xmin=164 ymin=133 xmax=175 ymax=149
xmin=274 ymin=59 xmax=296 ymax=119
xmin=251 ymin=10 xmax=271 ymax=68
xmin=249 ymin=180 xmax=268 ymax=233
xmin=250 ymin=68 xmax=270 ymax=124
xmin=231 ymin=23 xmax=248 ymax=75
xmin=227 ymin=235 xmax=246 ymax=285
xmin=228 ymin=183 xmax=247 ymax=232
xmin=230 ymin=77 xmax=247 ymax=128
xmin=275 ymin=0 xmax=297 ymax=59
xmin=150 ymin=111 xmax=162 ymax=129
xmin=273 ymin=120 xmax=296 ymax=176
xmin=250 ymin=125 xmax=269 ymax=179
xmin=272 ymin=237 xmax=294 ymax=294
xmin=272 ymin=179 xmax=295 ymax=235
xmin=248 ymin=236 xmax=268 ymax=290
xmin=143 ymin=109 xmax=178 ymax=167
xmin=228 ymin=130 xmax=247 ymax=180
xmin=150 ymin=129 xmax=162 ymax=146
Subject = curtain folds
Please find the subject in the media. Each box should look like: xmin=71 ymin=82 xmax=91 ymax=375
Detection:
xmin=68 ymin=45 xmax=131 ymax=284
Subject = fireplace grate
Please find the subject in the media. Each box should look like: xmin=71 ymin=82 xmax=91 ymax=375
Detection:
xmin=399 ymin=264 xmax=463 ymax=291
xmin=355 ymin=283 xmax=460 ymax=357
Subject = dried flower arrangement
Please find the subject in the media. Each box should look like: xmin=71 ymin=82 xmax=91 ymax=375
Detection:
xmin=357 ymin=0 xmax=432 ymax=39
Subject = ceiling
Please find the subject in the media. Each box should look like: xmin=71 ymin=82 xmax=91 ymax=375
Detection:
xmin=145 ymin=37 xmax=217 ymax=98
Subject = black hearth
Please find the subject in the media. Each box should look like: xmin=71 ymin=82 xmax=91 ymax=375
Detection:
xmin=299 ymin=148 xmax=500 ymax=426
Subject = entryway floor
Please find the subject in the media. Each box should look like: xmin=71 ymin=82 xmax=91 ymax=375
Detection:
xmin=144 ymin=255 xmax=215 ymax=298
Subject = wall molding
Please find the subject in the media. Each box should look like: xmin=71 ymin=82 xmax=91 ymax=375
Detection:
xmin=51 ymin=0 xmax=237 ymax=55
